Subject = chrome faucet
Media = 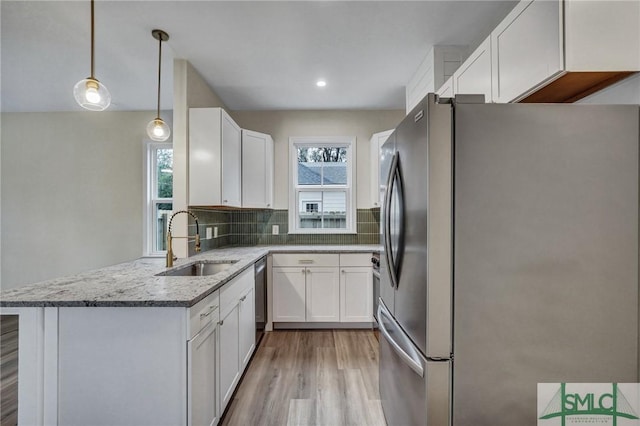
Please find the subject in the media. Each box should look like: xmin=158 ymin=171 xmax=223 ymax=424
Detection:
xmin=166 ymin=210 xmax=201 ymax=267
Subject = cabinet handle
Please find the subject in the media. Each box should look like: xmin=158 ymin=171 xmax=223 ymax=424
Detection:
xmin=341 ymin=269 xmax=345 ymax=273
xmin=223 ymin=199 xmax=228 ymax=203
xmin=267 ymin=204 xmax=271 ymax=207
xmin=240 ymin=295 xmax=247 ymax=302
xmin=218 ymin=320 xmax=224 ymax=326
xmin=299 ymin=259 xmax=314 ymax=264
xmin=200 ymin=305 xmax=218 ymax=319
xmin=302 ymin=269 xmax=306 ymax=274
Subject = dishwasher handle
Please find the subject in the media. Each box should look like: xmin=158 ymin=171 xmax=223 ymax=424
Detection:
xmin=255 ymin=257 xmax=266 ymax=275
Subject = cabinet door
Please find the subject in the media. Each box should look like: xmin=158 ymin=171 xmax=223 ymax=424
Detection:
xmin=436 ymin=76 xmax=454 ymax=98
xmin=242 ymin=130 xmax=274 ymax=208
xmin=272 ymin=267 xmax=306 ymax=322
xmin=238 ymin=286 xmax=255 ymax=371
xmin=491 ymin=0 xmax=562 ymax=102
xmin=218 ymin=304 xmax=240 ymax=413
xmin=306 ymin=267 xmax=340 ymax=322
xmin=221 ymin=110 xmax=242 ymax=207
xmin=370 ymin=130 xmax=394 ymax=208
xmin=188 ymin=321 xmax=218 ymax=426
xmin=340 ymin=267 xmax=373 ymax=322
xmin=189 ymin=108 xmax=223 ymax=206
xmin=453 ymin=37 xmax=492 ymax=102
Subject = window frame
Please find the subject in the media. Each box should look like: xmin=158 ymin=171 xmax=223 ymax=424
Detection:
xmin=288 ymin=136 xmax=356 ymax=234
xmin=143 ymin=141 xmax=173 ymax=257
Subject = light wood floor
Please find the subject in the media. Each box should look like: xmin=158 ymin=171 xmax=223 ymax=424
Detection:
xmin=1 ymin=315 xmax=18 ymax=426
xmin=221 ymin=330 xmax=386 ymax=426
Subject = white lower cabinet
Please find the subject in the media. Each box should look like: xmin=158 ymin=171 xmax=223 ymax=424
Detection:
xmin=271 ymin=253 xmax=373 ymax=325
xmin=34 ymin=266 xmax=257 ymax=426
xmin=218 ymin=266 xmax=255 ymax=415
xmin=339 ymin=254 xmax=374 ymax=322
xmin=340 ymin=267 xmax=373 ymax=322
xmin=219 ymin=303 xmax=240 ymax=412
xmin=188 ymin=319 xmax=219 ymax=426
xmin=239 ymin=285 xmax=256 ymax=370
xmin=306 ymin=267 xmax=340 ymax=322
xmin=272 ymin=266 xmax=339 ymax=322
xmin=272 ymin=267 xmax=306 ymax=322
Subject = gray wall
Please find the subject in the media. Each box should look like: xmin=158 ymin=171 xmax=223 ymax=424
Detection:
xmin=1 ymin=111 xmax=150 ymax=290
xmin=232 ymin=110 xmax=404 ymax=209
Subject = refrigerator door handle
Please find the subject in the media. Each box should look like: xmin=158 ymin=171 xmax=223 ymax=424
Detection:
xmin=382 ymin=153 xmax=396 ymax=288
xmin=377 ymin=301 xmax=424 ymax=377
xmin=383 ymin=153 xmax=404 ymax=289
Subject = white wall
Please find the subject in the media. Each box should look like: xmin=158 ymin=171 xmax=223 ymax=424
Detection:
xmin=232 ymin=110 xmax=404 ymax=209
xmin=172 ymin=59 xmax=228 ymax=257
xmin=1 ymin=111 xmax=150 ymax=290
xmin=577 ymin=73 xmax=640 ymax=104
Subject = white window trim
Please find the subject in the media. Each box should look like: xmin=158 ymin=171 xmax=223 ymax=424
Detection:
xmin=288 ymin=136 xmax=356 ymax=234
xmin=143 ymin=141 xmax=173 ymax=257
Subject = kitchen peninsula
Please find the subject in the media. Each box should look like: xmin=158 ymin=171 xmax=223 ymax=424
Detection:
xmin=0 ymin=245 xmax=379 ymax=426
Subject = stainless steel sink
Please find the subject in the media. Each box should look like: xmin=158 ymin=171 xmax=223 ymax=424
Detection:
xmin=157 ymin=260 xmax=238 ymax=277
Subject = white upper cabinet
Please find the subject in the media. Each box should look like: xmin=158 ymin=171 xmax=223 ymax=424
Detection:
xmin=189 ymin=108 xmax=242 ymax=207
xmin=491 ymin=0 xmax=563 ymax=103
xmin=491 ymin=0 xmax=639 ymax=103
xmin=436 ymin=76 xmax=454 ymax=98
xmin=564 ymin=0 xmax=639 ymax=72
xmin=453 ymin=37 xmax=493 ymax=102
xmin=242 ymin=130 xmax=274 ymax=209
xmin=370 ymin=129 xmax=394 ymax=208
xmin=406 ymin=46 xmax=467 ymax=113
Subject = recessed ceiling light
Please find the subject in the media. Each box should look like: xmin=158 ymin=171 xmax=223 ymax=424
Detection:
xmin=316 ymin=80 xmax=327 ymax=88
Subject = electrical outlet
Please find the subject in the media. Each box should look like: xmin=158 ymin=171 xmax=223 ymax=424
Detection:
xmin=214 ymin=227 xmax=219 ymax=238
xmin=206 ymin=227 xmax=213 ymax=239
xmin=272 ymin=225 xmax=279 ymax=235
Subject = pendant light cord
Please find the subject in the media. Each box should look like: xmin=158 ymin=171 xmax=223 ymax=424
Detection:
xmin=90 ymin=0 xmax=95 ymax=79
xmin=156 ymin=35 xmax=162 ymax=119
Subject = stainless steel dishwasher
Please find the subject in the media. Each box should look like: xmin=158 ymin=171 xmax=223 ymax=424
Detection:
xmin=254 ymin=256 xmax=267 ymax=343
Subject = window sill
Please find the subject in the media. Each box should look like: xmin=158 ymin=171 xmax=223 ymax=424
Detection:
xmin=288 ymin=230 xmax=357 ymax=235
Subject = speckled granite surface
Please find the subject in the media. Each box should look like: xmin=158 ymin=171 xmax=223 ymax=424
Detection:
xmin=0 ymin=245 xmax=380 ymax=308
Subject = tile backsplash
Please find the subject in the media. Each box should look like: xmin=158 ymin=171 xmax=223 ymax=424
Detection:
xmin=188 ymin=208 xmax=379 ymax=255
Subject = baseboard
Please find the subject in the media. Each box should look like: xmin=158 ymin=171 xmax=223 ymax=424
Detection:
xmin=273 ymin=322 xmax=375 ymax=330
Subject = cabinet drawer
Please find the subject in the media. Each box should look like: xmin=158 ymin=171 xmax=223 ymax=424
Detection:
xmin=189 ymin=290 xmax=219 ymax=339
xmin=340 ymin=253 xmax=374 ymax=267
xmin=220 ymin=266 xmax=254 ymax=317
xmin=272 ymin=253 xmax=339 ymax=267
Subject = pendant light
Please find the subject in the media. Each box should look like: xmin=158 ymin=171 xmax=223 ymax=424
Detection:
xmin=73 ymin=0 xmax=111 ymax=111
xmin=146 ymin=29 xmax=170 ymax=141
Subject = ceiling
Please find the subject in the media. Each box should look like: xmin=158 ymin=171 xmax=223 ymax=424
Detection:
xmin=1 ymin=1 xmax=517 ymax=112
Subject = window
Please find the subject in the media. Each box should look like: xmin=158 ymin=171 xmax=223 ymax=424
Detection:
xmin=289 ymin=136 xmax=356 ymax=233
xmin=305 ymin=203 xmax=319 ymax=213
xmin=144 ymin=142 xmax=173 ymax=256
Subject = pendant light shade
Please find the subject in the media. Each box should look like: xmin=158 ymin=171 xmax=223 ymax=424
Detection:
xmin=73 ymin=0 xmax=111 ymax=111
xmin=147 ymin=118 xmax=171 ymax=141
xmin=147 ymin=29 xmax=170 ymax=142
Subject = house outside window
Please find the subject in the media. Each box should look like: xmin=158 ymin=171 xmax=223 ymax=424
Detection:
xmin=289 ymin=136 xmax=356 ymax=233
xmin=144 ymin=142 xmax=173 ymax=256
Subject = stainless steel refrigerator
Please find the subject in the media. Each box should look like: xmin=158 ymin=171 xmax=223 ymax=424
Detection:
xmin=378 ymin=93 xmax=639 ymax=426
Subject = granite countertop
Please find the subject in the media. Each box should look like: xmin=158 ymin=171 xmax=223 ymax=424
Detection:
xmin=0 ymin=245 xmax=380 ymax=308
